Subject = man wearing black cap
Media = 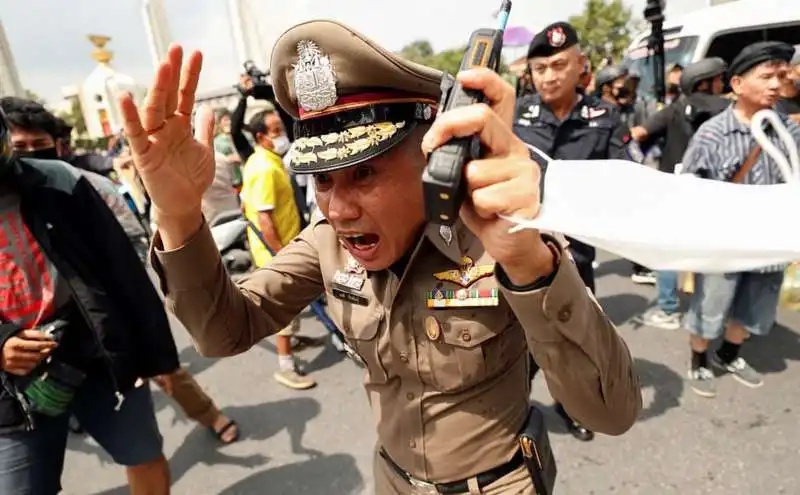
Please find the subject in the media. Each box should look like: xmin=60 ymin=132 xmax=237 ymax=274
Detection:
xmin=679 ymin=41 xmax=799 ymax=398
xmin=632 ymin=57 xmax=730 ymax=175
xmin=513 ymin=21 xmax=633 ymax=443
xmin=117 ymin=20 xmax=642 ymax=493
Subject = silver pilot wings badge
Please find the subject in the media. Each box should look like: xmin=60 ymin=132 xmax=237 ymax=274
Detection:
xmin=294 ymin=40 xmax=338 ymax=112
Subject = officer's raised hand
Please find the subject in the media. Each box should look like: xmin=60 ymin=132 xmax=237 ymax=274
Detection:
xmin=118 ymin=44 xmax=215 ymax=247
xmin=422 ymin=68 xmax=555 ymax=286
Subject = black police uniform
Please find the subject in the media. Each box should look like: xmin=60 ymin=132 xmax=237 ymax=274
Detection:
xmin=514 ymin=92 xmax=630 ymax=291
xmin=518 ymin=22 xmax=633 ymax=443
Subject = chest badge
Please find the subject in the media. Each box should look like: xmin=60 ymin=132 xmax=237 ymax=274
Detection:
xmin=433 ymin=256 xmax=494 ymax=288
xmin=331 ymin=252 xmax=368 ymax=306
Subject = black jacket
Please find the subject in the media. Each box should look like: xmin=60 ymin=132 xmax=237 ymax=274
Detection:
xmin=641 ymin=93 xmax=731 ymax=174
xmin=0 ymin=158 xmax=179 ymax=430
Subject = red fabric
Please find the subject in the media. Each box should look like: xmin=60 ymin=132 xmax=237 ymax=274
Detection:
xmin=0 ymin=211 xmax=55 ymax=328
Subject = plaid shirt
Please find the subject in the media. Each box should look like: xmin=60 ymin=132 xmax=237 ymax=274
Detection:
xmin=682 ymin=106 xmax=800 ymax=273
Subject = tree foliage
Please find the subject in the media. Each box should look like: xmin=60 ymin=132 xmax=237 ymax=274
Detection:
xmin=569 ymin=0 xmax=633 ymax=69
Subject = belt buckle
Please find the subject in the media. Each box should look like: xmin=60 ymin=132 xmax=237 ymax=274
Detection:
xmin=408 ymin=477 xmax=439 ymax=495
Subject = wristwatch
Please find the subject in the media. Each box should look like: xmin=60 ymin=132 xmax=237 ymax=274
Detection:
xmin=497 ymin=234 xmax=561 ymax=292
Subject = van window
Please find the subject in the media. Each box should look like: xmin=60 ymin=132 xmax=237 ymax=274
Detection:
xmin=623 ymin=36 xmax=699 ymax=99
xmin=706 ymin=23 xmax=800 ymax=64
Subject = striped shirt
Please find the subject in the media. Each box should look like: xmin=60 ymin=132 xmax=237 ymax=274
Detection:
xmin=682 ymin=105 xmax=800 ymax=273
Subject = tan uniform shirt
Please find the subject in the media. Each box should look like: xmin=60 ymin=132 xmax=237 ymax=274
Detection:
xmin=151 ymin=214 xmax=641 ymax=483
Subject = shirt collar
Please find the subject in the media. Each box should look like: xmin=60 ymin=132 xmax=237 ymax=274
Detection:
xmin=721 ymin=105 xmax=749 ymax=136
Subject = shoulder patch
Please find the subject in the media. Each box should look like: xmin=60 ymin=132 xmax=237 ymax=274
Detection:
xmin=588 ymin=108 xmax=607 ymax=119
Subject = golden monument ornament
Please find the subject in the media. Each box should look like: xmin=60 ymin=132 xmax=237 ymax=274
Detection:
xmin=87 ymin=34 xmax=113 ymax=65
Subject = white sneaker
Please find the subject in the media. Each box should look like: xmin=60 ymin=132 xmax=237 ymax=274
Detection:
xmin=642 ymin=308 xmax=681 ymax=330
xmin=631 ymin=271 xmax=657 ymax=285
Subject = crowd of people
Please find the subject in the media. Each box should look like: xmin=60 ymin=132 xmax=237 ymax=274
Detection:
xmin=0 ymin=12 xmax=798 ymax=495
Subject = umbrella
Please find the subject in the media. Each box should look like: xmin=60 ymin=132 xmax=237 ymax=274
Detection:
xmin=503 ymin=26 xmax=534 ymax=47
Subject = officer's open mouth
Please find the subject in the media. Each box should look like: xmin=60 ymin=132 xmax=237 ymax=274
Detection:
xmin=341 ymin=233 xmax=380 ymax=251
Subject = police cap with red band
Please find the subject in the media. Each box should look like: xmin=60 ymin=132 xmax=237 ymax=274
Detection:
xmin=527 ymin=22 xmax=579 ymax=60
xmin=270 ymin=20 xmax=443 ymax=174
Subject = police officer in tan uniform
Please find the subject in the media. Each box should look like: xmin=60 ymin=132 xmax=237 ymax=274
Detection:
xmin=119 ymin=20 xmax=641 ymax=495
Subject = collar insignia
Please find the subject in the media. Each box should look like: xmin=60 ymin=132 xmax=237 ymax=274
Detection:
xmin=439 ymin=225 xmax=453 ymax=246
xmin=345 ymin=252 xmax=365 ymax=274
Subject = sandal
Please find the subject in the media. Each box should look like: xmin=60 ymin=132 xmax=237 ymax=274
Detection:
xmin=210 ymin=419 xmax=240 ymax=444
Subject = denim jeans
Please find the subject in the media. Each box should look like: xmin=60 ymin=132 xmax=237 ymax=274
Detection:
xmin=0 ymin=372 xmax=162 ymax=494
xmin=657 ymin=271 xmax=679 ymax=315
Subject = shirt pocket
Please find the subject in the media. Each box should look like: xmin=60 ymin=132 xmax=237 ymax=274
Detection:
xmin=328 ymin=297 xmax=389 ymax=384
xmin=424 ymin=308 xmax=514 ymax=393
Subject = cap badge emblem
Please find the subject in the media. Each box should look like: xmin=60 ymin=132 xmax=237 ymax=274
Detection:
xmin=294 ymin=40 xmax=338 ymax=112
xmin=548 ymin=27 xmax=566 ymax=48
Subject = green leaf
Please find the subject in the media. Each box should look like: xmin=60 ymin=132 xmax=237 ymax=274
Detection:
xmin=568 ymin=0 xmax=633 ymax=69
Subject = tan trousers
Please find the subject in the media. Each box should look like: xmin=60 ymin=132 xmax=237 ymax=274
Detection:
xmin=372 ymin=447 xmax=535 ymax=495
xmin=161 ymin=367 xmax=220 ymax=427
xmin=276 ymin=317 xmax=301 ymax=337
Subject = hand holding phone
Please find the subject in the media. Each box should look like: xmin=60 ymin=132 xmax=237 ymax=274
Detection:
xmin=1 ymin=329 xmax=59 ymax=376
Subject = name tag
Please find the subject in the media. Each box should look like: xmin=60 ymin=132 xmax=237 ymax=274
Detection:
xmin=331 ymin=287 xmax=369 ymax=306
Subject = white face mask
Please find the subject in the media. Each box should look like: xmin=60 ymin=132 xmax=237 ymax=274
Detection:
xmin=273 ymin=135 xmax=290 ymax=156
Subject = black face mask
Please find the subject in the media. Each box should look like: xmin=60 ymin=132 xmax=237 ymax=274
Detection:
xmin=667 ymin=83 xmax=681 ymax=95
xmin=15 ymin=147 xmax=59 ymax=160
xmin=614 ymin=86 xmax=632 ymax=100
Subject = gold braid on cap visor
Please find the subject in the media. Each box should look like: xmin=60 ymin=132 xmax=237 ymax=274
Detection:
xmin=289 ymin=100 xmax=438 ymax=168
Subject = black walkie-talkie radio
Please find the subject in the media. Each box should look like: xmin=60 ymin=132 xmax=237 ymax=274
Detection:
xmin=422 ymin=0 xmax=512 ymax=226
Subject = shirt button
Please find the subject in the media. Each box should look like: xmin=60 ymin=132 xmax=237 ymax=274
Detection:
xmin=557 ymin=305 xmax=572 ymax=323
xmin=406 ymin=392 xmax=415 ymax=401
xmin=400 ymin=352 xmax=409 ymax=363
xmin=409 ymin=440 xmax=416 ymax=448
xmin=461 ymin=332 xmax=472 ymax=343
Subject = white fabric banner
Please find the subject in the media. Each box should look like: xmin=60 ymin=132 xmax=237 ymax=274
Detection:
xmin=503 ymin=110 xmax=800 ymax=273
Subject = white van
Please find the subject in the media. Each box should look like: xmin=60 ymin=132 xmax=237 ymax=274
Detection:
xmin=623 ymin=0 xmax=800 ymax=96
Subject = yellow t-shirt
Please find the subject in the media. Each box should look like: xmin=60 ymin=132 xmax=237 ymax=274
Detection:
xmin=240 ymin=147 xmax=301 ymax=268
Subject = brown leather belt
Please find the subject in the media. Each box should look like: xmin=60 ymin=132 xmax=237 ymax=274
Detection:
xmin=379 ymin=447 xmax=524 ymax=494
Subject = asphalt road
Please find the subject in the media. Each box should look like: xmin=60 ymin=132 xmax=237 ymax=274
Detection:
xmin=61 ymin=254 xmax=800 ymax=494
